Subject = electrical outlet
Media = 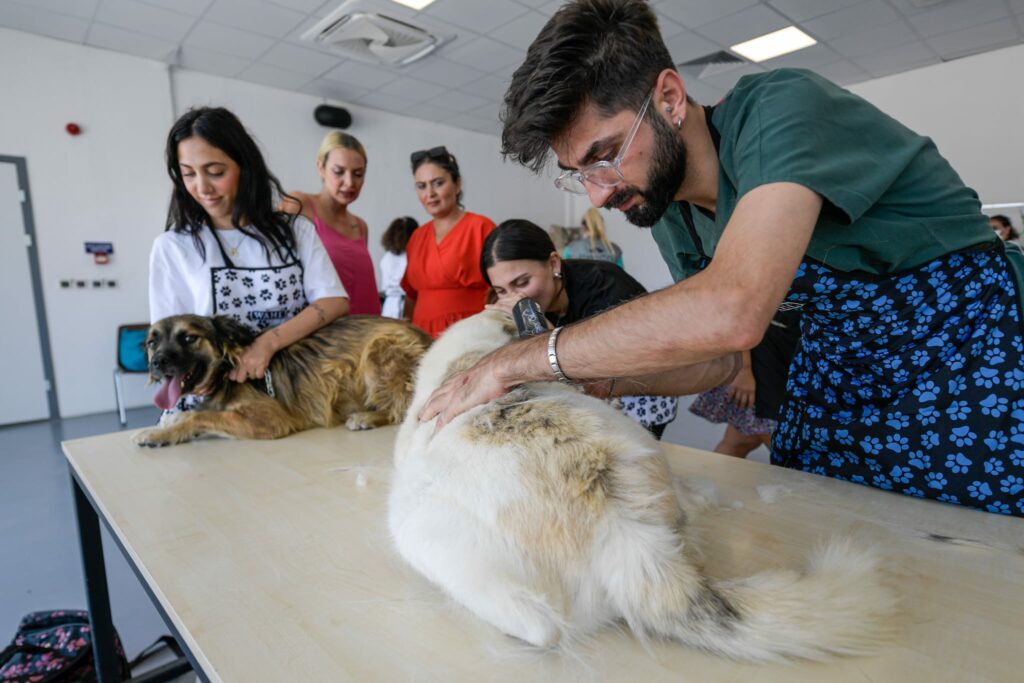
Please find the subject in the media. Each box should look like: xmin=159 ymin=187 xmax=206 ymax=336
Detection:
xmin=60 ymin=280 xmax=70 ymax=289
xmin=105 ymin=279 xmax=117 ymax=288
xmin=75 ymin=280 xmax=86 ymax=289
xmin=91 ymin=280 xmax=103 ymax=288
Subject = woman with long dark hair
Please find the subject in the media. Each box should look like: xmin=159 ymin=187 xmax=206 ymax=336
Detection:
xmin=149 ymin=107 xmax=348 ymax=409
xmin=401 ymin=146 xmax=495 ymax=338
xmin=481 ymin=219 xmax=678 ymax=439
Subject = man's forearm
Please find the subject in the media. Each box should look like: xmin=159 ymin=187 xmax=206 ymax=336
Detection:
xmin=489 ymin=297 xmax=742 ymax=394
xmin=490 ymin=274 xmax=749 ymax=387
xmin=611 ymin=352 xmax=741 ymax=396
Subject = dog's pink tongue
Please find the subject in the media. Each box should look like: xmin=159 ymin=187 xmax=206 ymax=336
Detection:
xmin=154 ymin=375 xmax=185 ymax=410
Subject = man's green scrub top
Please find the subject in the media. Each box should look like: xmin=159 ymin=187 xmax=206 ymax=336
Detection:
xmin=652 ymin=68 xmax=1024 ymax=302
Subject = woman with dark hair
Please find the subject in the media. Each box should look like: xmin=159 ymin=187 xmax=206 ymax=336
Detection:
xmin=281 ymin=130 xmax=380 ymax=315
xmin=401 ymin=146 xmax=495 ymax=338
xmin=481 ymin=219 xmax=678 ymax=439
xmin=149 ymin=107 xmax=348 ymax=407
xmin=379 ymin=216 xmax=418 ymax=319
xmin=989 ymin=214 xmax=1021 ymax=243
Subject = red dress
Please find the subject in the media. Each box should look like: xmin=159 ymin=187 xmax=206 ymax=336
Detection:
xmin=401 ymin=212 xmax=495 ymax=338
xmin=311 ymin=207 xmax=381 ymax=315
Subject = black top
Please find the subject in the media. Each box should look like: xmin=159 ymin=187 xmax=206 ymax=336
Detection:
xmin=555 ymin=258 xmax=799 ymax=422
xmin=553 ymin=260 xmax=646 ymax=325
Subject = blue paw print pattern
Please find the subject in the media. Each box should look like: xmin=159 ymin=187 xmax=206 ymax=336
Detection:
xmin=773 ymin=246 xmax=1024 ymax=516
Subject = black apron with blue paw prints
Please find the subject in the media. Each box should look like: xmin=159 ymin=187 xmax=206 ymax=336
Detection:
xmin=773 ymin=241 xmax=1024 ymax=517
xmin=208 ymin=228 xmax=307 ymax=332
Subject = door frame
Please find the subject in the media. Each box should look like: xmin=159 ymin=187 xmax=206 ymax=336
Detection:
xmin=1 ymin=155 xmax=59 ymax=419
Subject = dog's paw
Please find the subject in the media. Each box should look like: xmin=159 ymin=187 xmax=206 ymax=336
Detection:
xmin=345 ymin=414 xmax=376 ymax=431
xmin=132 ymin=428 xmax=177 ymax=448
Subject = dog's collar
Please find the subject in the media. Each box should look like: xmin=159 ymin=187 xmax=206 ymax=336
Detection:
xmin=264 ymin=369 xmax=276 ymax=399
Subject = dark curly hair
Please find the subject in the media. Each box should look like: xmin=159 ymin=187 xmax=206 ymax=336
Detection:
xmin=381 ymin=216 xmax=419 ymax=254
xmin=500 ymin=0 xmax=673 ymax=173
xmin=165 ymin=106 xmax=298 ymax=263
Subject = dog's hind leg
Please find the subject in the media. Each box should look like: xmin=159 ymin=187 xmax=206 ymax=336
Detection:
xmin=344 ymin=411 xmax=391 ymax=431
xmin=393 ymin=507 xmax=565 ymax=648
xmin=358 ymin=331 xmax=429 ymax=425
xmin=592 ymin=507 xmax=897 ymax=661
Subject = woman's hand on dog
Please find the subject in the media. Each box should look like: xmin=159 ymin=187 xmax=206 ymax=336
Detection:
xmin=725 ymin=365 xmax=757 ymax=411
xmin=483 ymin=299 xmax=517 ymax=317
xmin=229 ymin=336 xmax=276 ymax=383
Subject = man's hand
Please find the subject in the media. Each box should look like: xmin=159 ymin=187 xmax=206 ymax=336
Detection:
xmin=417 ymin=353 xmax=511 ymax=431
xmin=418 ymin=334 xmax=551 ymax=430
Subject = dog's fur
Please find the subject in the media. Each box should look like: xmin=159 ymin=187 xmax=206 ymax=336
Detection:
xmin=388 ymin=311 xmax=897 ymax=662
xmin=134 ymin=314 xmax=431 ymax=447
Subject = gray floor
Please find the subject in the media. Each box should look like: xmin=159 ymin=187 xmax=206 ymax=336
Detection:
xmin=0 ymin=404 xmax=189 ymax=674
xmin=0 ymin=397 xmax=763 ymax=675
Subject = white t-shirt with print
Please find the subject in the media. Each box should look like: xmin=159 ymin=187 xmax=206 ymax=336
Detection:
xmin=148 ymin=216 xmax=347 ymax=323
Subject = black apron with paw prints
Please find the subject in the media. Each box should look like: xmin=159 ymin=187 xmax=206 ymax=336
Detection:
xmin=208 ymin=227 xmax=307 ymax=332
xmin=773 ymin=243 xmax=1024 ymax=517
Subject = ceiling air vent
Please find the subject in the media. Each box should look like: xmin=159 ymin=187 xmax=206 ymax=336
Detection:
xmin=302 ymin=1 xmax=452 ymax=67
xmin=678 ymin=50 xmax=746 ymax=80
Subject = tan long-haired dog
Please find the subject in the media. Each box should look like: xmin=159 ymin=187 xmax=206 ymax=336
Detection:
xmin=389 ymin=311 xmax=897 ymax=661
xmin=133 ymin=314 xmax=431 ymax=447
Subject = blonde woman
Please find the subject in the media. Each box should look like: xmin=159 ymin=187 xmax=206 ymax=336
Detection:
xmin=283 ymin=131 xmax=380 ymax=314
xmin=564 ymin=207 xmax=623 ymax=267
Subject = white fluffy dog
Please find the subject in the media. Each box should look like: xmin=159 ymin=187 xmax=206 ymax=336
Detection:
xmin=388 ymin=311 xmax=896 ymax=662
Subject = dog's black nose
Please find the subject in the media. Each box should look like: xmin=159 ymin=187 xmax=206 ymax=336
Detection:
xmin=151 ymin=354 xmax=169 ymax=374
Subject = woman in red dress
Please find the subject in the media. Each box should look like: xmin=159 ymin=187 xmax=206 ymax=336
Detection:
xmin=402 ymin=147 xmax=495 ymax=338
xmin=282 ymin=131 xmax=381 ymax=315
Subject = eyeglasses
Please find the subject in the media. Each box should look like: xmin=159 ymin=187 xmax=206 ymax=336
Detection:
xmin=554 ymin=90 xmax=653 ymax=195
xmin=410 ymin=145 xmax=451 ymax=166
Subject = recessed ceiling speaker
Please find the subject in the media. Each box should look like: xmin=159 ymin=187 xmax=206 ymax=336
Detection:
xmin=314 ymin=104 xmax=352 ymax=129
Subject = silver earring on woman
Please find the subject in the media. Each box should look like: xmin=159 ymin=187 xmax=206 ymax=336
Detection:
xmin=554 ymin=272 xmax=562 ymax=279
xmin=676 ymin=117 xmax=683 ymax=129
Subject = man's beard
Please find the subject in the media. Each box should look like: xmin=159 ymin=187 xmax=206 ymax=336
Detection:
xmin=607 ymin=112 xmax=688 ymax=227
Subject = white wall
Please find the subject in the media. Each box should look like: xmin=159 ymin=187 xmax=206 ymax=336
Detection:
xmin=850 ymin=42 xmax=1024 ymax=230
xmin=0 ymin=27 xmax=173 ymax=420
xmin=2 ymin=27 xmax=563 ymax=418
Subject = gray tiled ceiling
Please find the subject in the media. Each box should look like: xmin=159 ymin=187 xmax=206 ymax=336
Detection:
xmin=2 ymin=0 xmax=1022 ymax=136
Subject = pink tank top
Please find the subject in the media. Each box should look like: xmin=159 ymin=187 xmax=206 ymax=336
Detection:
xmin=311 ymin=207 xmax=381 ymax=315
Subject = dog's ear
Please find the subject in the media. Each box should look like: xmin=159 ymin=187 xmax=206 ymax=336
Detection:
xmin=210 ymin=316 xmax=256 ymax=361
xmin=211 ymin=315 xmax=253 ymax=342
xmin=142 ymin=326 xmax=160 ymax=385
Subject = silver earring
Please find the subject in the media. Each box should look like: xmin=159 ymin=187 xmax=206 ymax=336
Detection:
xmin=664 ymin=104 xmax=672 ymax=113
xmin=676 ymin=117 xmax=683 ymax=129
xmin=554 ymin=272 xmax=562 ymax=280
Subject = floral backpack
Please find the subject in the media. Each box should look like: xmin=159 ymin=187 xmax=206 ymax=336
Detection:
xmin=0 ymin=610 xmax=129 ymax=682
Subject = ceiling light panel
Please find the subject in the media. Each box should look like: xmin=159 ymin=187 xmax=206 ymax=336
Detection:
xmin=731 ymin=26 xmax=817 ymax=62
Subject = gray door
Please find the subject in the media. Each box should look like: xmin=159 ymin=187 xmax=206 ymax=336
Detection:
xmin=0 ymin=160 xmax=52 ymax=425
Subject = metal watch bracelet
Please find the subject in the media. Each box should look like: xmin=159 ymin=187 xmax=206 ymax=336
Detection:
xmin=547 ymin=326 xmax=571 ymax=383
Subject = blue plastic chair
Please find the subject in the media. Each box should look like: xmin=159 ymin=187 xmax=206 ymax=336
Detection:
xmin=114 ymin=324 xmax=149 ymax=425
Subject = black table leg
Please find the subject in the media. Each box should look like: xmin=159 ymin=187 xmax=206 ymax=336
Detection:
xmin=71 ymin=472 xmax=124 ymax=683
